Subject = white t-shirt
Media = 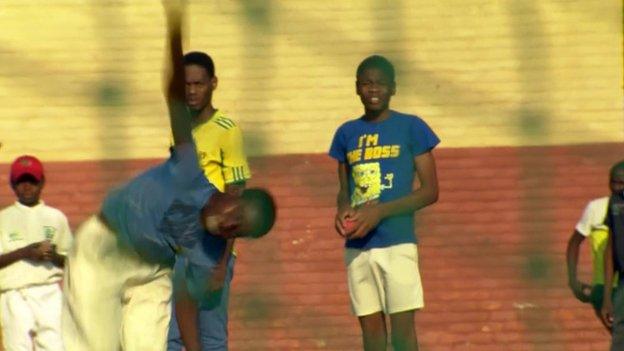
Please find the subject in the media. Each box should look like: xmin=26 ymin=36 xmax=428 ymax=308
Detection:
xmin=575 ymin=196 xmax=610 ymax=284
xmin=0 ymin=201 xmax=73 ymax=291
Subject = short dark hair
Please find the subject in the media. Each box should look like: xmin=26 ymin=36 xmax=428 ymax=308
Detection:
xmin=610 ymin=160 xmax=624 ymax=179
xmin=183 ymin=51 xmax=215 ymax=78
xmin=242 ymin=188 xmax=276 ymax=239
xmin=356 ymin=55 xmax=395 ymax=83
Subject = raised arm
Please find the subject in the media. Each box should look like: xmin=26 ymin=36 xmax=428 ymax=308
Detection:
xmin=164 ymin=1 xmax=192 ymax=146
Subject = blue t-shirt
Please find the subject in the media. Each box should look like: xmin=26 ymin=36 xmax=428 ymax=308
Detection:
xmin=329 ymin=110 xmax=440 ymax=249
xmin=101 ymin=143 xmax=226 ymax=298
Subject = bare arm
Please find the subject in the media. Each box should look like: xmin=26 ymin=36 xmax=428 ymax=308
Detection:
xmin=174 ymin=281 xmax=201 ymax=351
xmin=207 ymin=182 xmax=245 ymax=291
xmin=0 ymin=241 xmax=52 ymax=269
xmin=349 ymin=151 xmax=439 ymax=239
xmin=164 ymin=2 xmax=192 ymax=146
xmin=602 ymin=227 xmax=615 ymax=328
xmin=566 ymin=231 xmax=591 ymax=302
xmin=334 ymin=163 xmax=354 ymax=237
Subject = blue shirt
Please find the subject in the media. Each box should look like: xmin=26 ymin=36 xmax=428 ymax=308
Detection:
xmin=101 ymin=143 xmax=226 ymax=299
xmin=329 ymin=110 xmax=440 ymax=249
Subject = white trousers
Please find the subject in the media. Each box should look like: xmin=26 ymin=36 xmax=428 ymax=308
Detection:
xmin=0 ymin=283 xmax=64 ymax=351
xmin=62 ymin=216 xmax=172 ymax=351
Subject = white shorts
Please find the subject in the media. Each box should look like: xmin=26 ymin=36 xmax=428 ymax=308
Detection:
xmin=0 ymin=283 xmax=64 ymax=351
xmin=345 ymin=243 xmax=424 ymax=316
xmin=62 ymin=215 xmax=172 ymax=351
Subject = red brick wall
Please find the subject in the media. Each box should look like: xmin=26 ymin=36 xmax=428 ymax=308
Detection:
xmin=0 ymin=143 xmax=621 ymax=350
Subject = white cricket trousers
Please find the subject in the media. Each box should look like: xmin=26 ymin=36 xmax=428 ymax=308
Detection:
xmin=62 ymin=215 xmax=172 ymax=351
xmin=0 ymin=283 xmax=64 ymax=351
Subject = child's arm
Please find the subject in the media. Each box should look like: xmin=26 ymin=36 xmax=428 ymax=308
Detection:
xmin=566 ymin=231 xmax=591 ymax=302
xmin=335 ymin=163 xmax=355 ymax=237
xmin=48 ymin=247 xmax=65 ymax=268
xmin=163 ymin=1 xmax=192 ymax=147
xmin=0 ymin=241 xmax=53 ymax=269
xmin=348 ymin=151 xmax=438 ymax=239
xmin=207 ymin=183 xmax=244 ymax=292
xmin=602 ymin=226 xmax=615 ymax=328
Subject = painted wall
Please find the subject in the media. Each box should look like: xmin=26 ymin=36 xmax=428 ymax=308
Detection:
xmin=0 ymin=0 xmax=621 ymax=162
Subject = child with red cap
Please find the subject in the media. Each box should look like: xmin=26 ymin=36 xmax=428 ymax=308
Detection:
xmin=0 ymin=155 xmax=73 ymax=350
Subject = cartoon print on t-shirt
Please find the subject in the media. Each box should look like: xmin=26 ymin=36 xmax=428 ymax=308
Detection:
xmin=351 ymin=162 xmax=393 ymax=206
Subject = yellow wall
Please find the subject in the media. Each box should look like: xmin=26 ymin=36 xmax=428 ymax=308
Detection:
xmin=0 ymin=1 xmax=621 ymax=161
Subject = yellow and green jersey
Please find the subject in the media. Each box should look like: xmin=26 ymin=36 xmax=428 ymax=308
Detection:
xmin=576 ymin=196 xmax=617 ymax=285
xmin=192 ymin=110 xmax=251 ymax=192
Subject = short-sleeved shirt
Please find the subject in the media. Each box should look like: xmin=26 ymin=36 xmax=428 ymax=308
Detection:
xmin=575 ymin=197 xmax=610 ymax=284
xmin=0 ymin=201 xmax=73 ymax=291
xmin=101 ymin=143 xmax=226 ymax=289
xmin=329 ymin=110 xmax=440 ymax=249
xmin=193 ymin=110 xmax=251 ymax=192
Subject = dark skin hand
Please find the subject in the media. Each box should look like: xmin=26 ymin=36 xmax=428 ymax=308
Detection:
xmin=0 ymin=240 xmax=53 ymax=269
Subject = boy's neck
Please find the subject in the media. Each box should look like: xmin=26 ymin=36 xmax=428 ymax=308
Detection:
xmin=194 ymin=105 xmax=217 ymax=124
xmin=362 ymin=108 xmax=391 ymax=123
xmin=18 ymin=200 xmax=40 ymax=207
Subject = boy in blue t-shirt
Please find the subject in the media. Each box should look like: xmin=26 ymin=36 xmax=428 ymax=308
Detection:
xmin=329 ymin=55 xmax=439 ymax=351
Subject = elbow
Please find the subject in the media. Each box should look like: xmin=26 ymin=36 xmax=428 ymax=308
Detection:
xmin=426 ymin=187 xmax=439 ymax=206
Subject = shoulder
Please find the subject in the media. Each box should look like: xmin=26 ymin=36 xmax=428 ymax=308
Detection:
xmin=0 ymin=204 xmax=17 ymax=218
xmin=40 ymin=204 xmax=69 ymax=220
xmin=211 ymin=112 xmax=239 ymax=131
xmin=335 ymin=117 xmax=362 ymax=134
xmin=392 ymin=111 xmax=430 ymax=128
xmin=587 ymin=196 xmax=609 ymax=213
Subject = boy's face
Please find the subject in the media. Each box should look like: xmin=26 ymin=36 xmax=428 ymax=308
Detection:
xmin=356 ymin=67 xmax=395 ymax=112
xmin=185 ymin=64 xmax=217 ymax=111
xmin=12 ymin=175 xmax=43 ymax=207
xmin=202 ymin=193 xmax=251 ymax=239
xmin=610 ymin=169 xmax=624 ymax=195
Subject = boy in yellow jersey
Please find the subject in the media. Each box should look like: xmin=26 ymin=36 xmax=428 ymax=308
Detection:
xmin=167 ymin=51 xmax=251 ymax=351
xmin=567 ymin=160 xmax=624 ymax=332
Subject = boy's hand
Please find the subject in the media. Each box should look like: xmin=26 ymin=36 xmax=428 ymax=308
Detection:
xmin=602 ymin=298 xmax=615 ymax=328
xmin=568 ymin=280 xmax=592 ymax=303
xmin=347 ymin=203 xmax=382 ymax=239
xmin=335 ymin=207 xmax=356 ymax=237
xmin=23 ymin=241 xmax=53 ymax=262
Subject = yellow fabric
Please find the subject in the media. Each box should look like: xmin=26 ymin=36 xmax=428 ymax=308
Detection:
xmin=590 ymin=227 xmax=618 ymax=286
xmin=192 ymin=110 xmax=251 ymax=192
xmin=62 ymin=216 xmax=172 ymax=351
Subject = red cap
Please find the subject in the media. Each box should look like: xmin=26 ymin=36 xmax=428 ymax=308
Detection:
xmin=10 ymin=155 xmax=44 ymax=183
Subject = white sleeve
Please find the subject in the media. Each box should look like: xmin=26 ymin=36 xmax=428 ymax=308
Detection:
xmin=575 ymin=201 xmax=600 ymax=236
xmin=54 ymin=213 xmax=73 ymax=256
